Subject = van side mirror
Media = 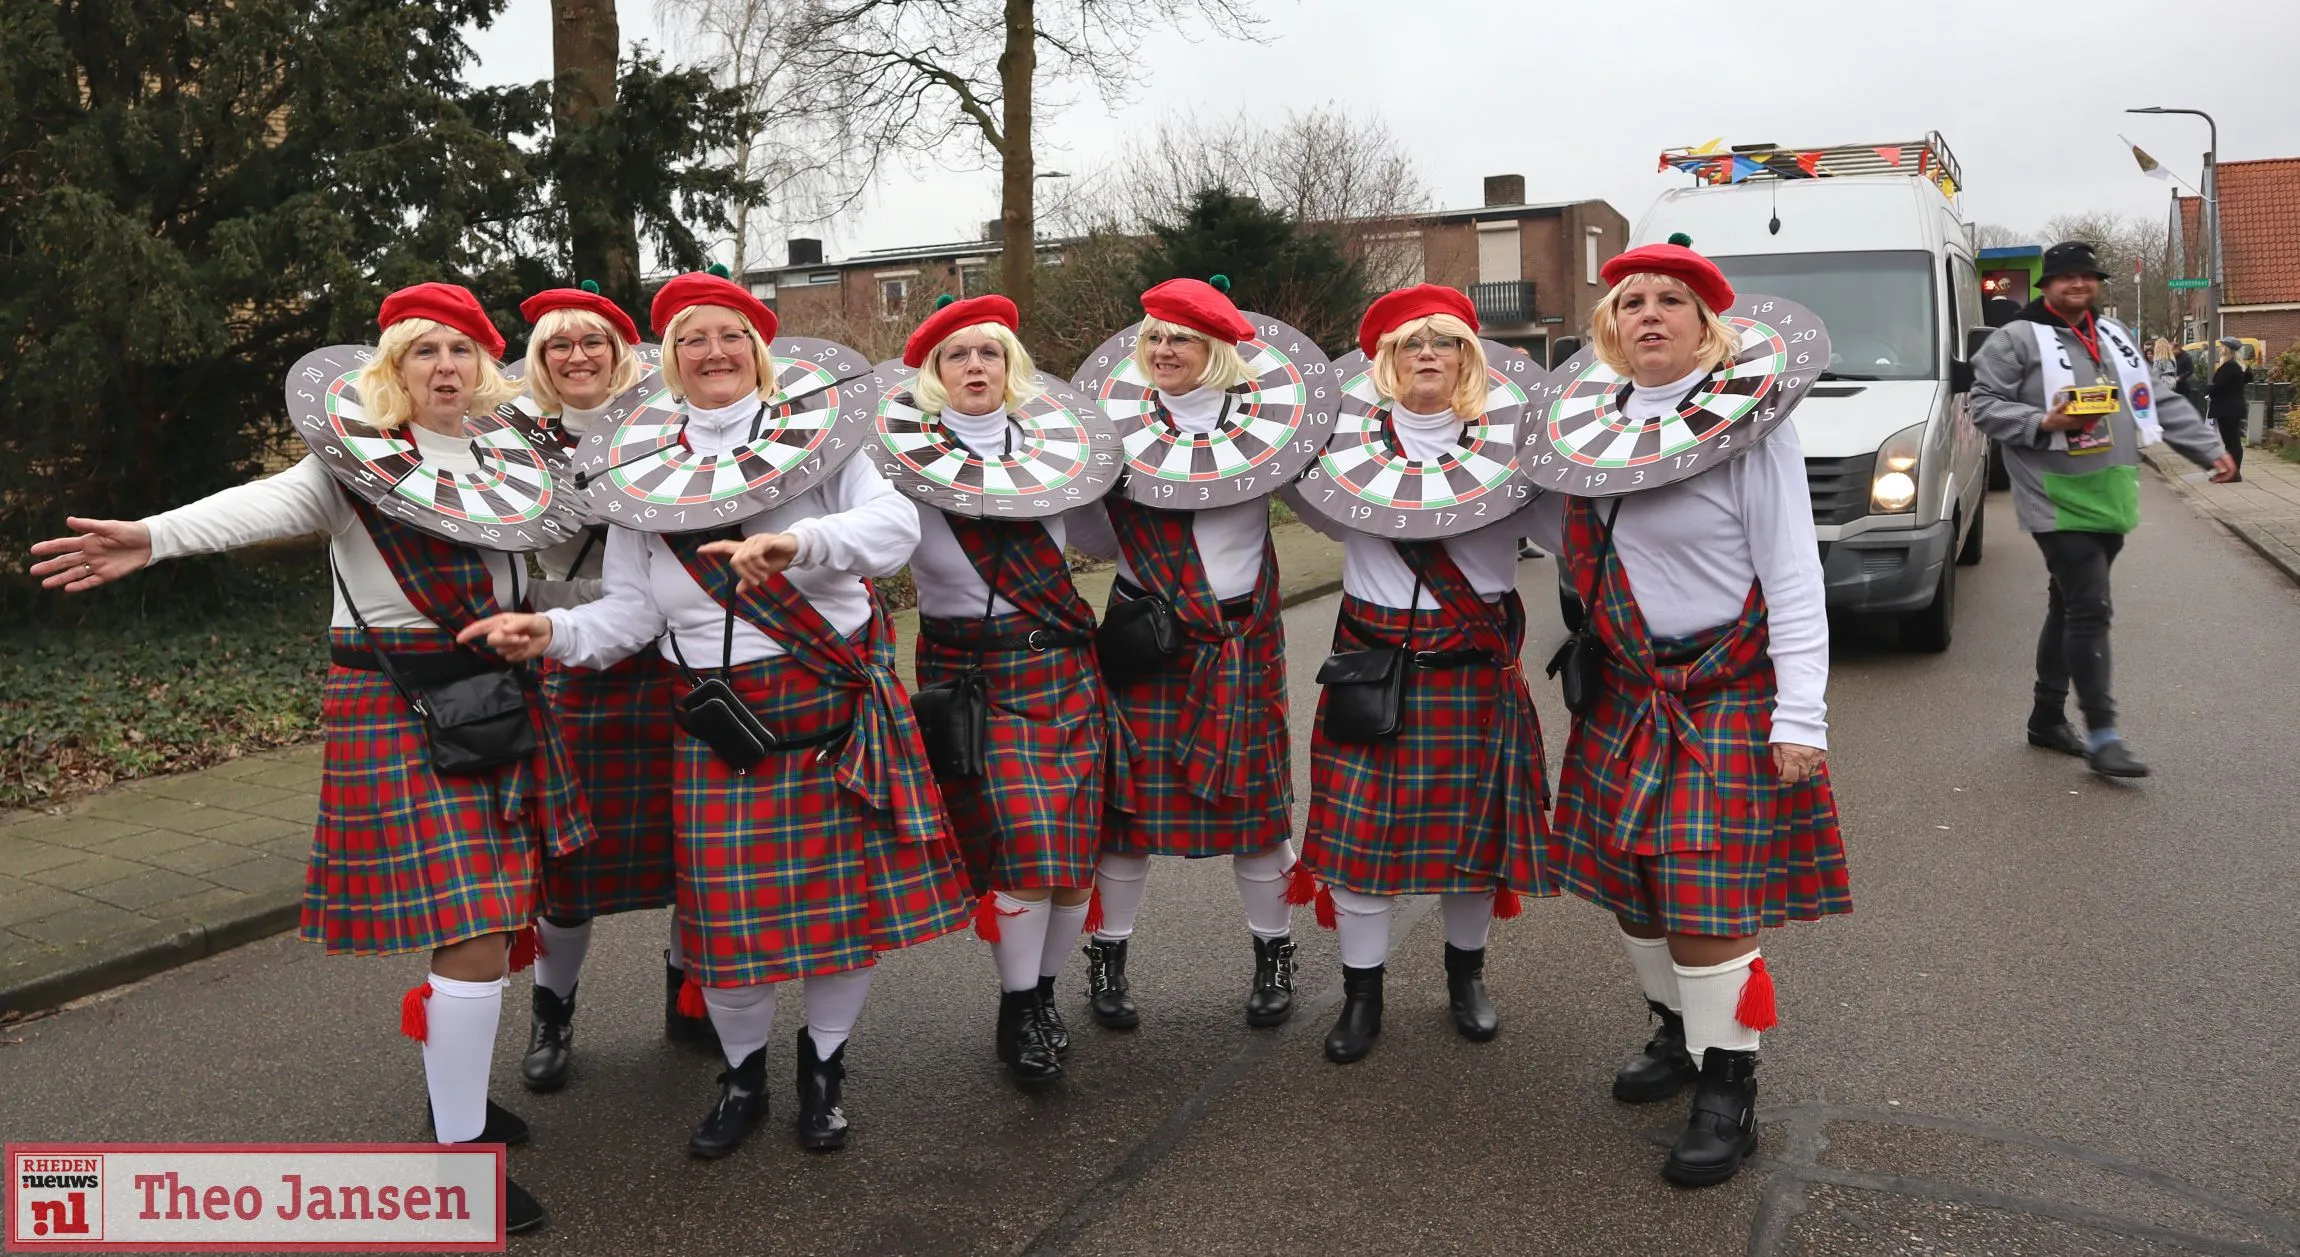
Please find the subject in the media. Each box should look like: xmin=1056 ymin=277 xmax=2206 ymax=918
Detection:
xmin=1965 ymin=327 xmax=1996 ymax=359
xmin=1949 ymin=359 xmax=1976 ymax=394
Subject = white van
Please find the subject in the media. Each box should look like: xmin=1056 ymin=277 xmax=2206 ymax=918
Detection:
xmin=1621 ymin=135 xmax=1991 ymax=651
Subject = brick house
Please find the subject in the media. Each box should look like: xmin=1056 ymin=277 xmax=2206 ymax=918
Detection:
xmin=2175 ymin=157 xmax=2300 ymax=360
xmin=732 ymin=174 xmax=1627 ymax=364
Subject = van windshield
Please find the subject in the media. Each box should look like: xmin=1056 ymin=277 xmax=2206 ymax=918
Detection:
xmin=1709 ymin=250 xmax=1937 ymax=381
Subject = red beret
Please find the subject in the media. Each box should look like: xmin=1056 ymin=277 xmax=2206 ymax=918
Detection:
xmin=1599 ymin=243 xmax=1735 ymax=314
xmin=1140 ymin=278 xmax=1254 ymax=344
xmin=1358 ymin=284 xmax=1479 ymax=358
xmin=648 ymin=272 xmax=779 ymax=341
xmin=378 ymin=282 xmax=506 ymax=360
xmin=903 ymin=294 xmax=1019 ymax=368
xmin=519 ymin=286 xmax=640 ymax=345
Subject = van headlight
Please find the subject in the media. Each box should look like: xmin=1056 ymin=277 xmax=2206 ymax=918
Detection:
xmin=1870 ymin=422 xmax=1924 ymax=514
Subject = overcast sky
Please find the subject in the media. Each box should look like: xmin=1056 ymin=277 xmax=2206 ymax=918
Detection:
xmin=466 ymin=0 xmax=2300 ymax=264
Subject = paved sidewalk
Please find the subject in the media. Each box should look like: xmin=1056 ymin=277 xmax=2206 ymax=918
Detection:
xmin=0 ymin=519 xmax=1356 ymax=1018
xmin=2144 ymin=441 xmax=2300 ymax=585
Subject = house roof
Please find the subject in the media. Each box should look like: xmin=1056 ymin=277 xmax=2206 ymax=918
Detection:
xmin=1428 ymin=198 xmax=1588 ymax=225
xmin=2176 ymin=158 xmax=2300 ymax=305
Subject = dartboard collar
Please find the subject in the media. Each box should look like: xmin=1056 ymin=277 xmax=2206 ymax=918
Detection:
xmin=1611 ymin=370 xmax=1716 ymax=420
xmin=1146 ymin=390 xmax=1238 ymax=438
xmin=1370 ymin=402 xmax=1469 ymax=467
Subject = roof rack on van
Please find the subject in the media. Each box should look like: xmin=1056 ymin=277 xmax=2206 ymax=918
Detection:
xmin=1657 ymin=133 xmax=1962 ymax=203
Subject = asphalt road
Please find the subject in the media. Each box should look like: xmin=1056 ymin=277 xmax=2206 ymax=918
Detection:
xmin=6 ymin=474 xmax=2300 ymax=1256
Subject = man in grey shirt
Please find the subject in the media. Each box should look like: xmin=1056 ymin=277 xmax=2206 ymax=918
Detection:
xmin=1968 ymin=241 xmax=2234 ymax=779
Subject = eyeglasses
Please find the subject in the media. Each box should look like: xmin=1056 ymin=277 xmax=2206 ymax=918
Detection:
xmin=1140 ymin=332 xmax=1203 ymax=351
xmin=674 ymin=331 xmax=751 ymax=356
xmin=1400 ymin=335 xmax=1463 ymax=356
xmin=939 ymin=344 xmax=1006 ymax=365
xmin=544 ymin=335 xmax=613 ymax=358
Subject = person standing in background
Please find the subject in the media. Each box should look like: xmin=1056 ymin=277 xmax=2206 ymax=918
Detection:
xmin=2208 ymin=338 xmax=2251 ymax=481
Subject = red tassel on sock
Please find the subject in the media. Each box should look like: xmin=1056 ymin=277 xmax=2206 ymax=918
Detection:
xmin=1735 ymin=957 xmax=1778 ymax=1032
xmin=1284 ymin=862 xmax=1317 ymax=906
xmin=1083 ymin=886 xmax=1104 ymax=935
xmin=399 ymin=982 xmax=432 ymax=1043
xmin=677 ymin=973 xmax=708 ymax=1019
xmin=972 ymin=892 xmax=1026 ymax=942
xmin=529 ymin=922 xmax=550 ymax=957
xmin=1313 ymin=885 xmax=1337 ymax=930
xmin=505 ymin=926 xmax=537 ymax=974
xmin=1493 ymin=884 xmax=1523 ymax=920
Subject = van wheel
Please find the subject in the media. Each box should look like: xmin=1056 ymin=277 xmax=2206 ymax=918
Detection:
xmin=1955 ymin=504 xmax=1984 ymax=566
xmin=1899 ymin=553 xmax=1956 ymax=653
xmin=1987 ymin=439 xmax=2011 ymax=490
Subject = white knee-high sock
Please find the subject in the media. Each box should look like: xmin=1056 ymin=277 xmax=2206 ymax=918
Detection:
xmin=1232 ymin=842 xmax=1296 ymax=940
xmin=803 ymin=967 xmax=873 ymax=1058
xmin=666 ymin=910 xmax=687 ymax=971
xmin=421 ymin=973 xmax=504 ymax=1144
xmin=1041 ymin=900 xmax=1089 ymax=980
xmin=702 ymin=981 xmax=778 ymax=1068
xmin=1620 ymin=930 xmax=1679 ymax=1012
xmin=991 ymin=892 xmax=1052 ymax=993
xmin=532 ymin=919 xmax=592 ymax=1000
xmin=1328 ymin=887 xmax=1394 ymax=970
xmin=1676 ymin=951 xmax=1765 ymax=1063
xmin=1438 ymin=890 xmax=1494 ymax=951
xmin=1091 ymin=854 xmax=1150 ymax=942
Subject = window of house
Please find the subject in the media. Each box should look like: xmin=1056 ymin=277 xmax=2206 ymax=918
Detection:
xmin=877 ymin=273 xmax=914 ymax=319
xmin=1476 ymin=222 xmax=1521 ymax=285
xmin=1364 ymin=231 xmax=1425 ymax=288
xmin=958 ymin=260 xmax=991 ymax=296
xmin=1585 ymin=227 xmax=1603 ymax=286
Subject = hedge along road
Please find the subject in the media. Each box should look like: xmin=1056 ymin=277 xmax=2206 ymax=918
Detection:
xmin=5 ymin=479 xmax=2300 ymax=1256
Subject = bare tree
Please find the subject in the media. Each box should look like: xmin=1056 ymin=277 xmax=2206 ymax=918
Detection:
xmin=779 ymin=0 xmax=1267 ymax=331
xmin=2040 ymin=211 xmax=2189 ymax=342
xmin=1969 ymin=222 xmax=2031 ymax=251
xmin=1103 ymin=105 xmax=1432 ymax=290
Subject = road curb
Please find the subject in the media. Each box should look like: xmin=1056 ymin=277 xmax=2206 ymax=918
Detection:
xmin=2143 ymin=450 xmax=2300 ymax=590
xmin=1 ymin=892 xmax=300 ymax=1019
xmin=0 ymin=565 xmax=1355 ymax=1020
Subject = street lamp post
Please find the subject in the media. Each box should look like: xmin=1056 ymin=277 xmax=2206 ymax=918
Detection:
xmin=2128 ymin=106 xmax=2220 ymax=343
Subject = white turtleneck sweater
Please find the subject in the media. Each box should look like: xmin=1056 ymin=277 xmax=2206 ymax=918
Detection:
xmin=143 ymin=425 xmax=523 ymax=630
xmin=529 ymin=400 xmax=613 ymax=611
xmin=542 ymin=392 xmax=920 ymax=669
xmin=905 ymin=405 xmax=1119 ymax=619
xmin=1521 ymin=365 xmax=1830 ymax=748
xmin=1287 ymin=402 xmax=1522 ymax=610
xmin=1112 ymin=386 xmax=1270 ymax=600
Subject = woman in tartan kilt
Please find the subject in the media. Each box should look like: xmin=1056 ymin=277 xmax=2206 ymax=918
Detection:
xmin=32 ymin=284 xmax=583 ymax=1233
xmin=512 ymin=283 xmax=713 ymax=1095
xmin=463 ymin=272 xmax=971 ymax=1160
xmin=895 ymin=294 xmax=1125 ymax=1089
xmin=1284 ymin=285 xmax=1554 ymax=1066
xmin=1525 ymin=240 xmax=1849 ymax=1187
xmin=1087 ymin=278 xmax=1303 ymax=1032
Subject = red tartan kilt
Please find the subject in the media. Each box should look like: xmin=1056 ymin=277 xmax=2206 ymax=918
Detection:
xmin=916 ymin=611 xmax=1106 ymax=893
xmin=1102 ymin=608 xmax=1292 ymax=857
xmin=305 ymin=641 xmax=544 ymax=956
xmin=1301 ymin=597 xmax=1553 ymax=898
xmin=1547 ymin=654 xmax=1852 ymax=936
xmin=536 ymin=653 xmax=677 ymax=917
xmin=673 ymin=653 xmax=971 ymax=986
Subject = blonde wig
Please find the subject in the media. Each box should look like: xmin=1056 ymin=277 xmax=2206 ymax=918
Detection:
xmin=356 ymin=318 xmax=521 ymax=431
xmin=523 ymin=307 xmax=643 ymax=414
xmin=1371 ymin=313 xmax=1489 ymax=420
xmin=1588 ymin=273 xmax=1742 ymax=379
xmin=1130 ymin=316 xmax=1255 ymax=393
xmin=910 ymin=321 xmax=1041 ymax=415
xmin=658 ymin=302 xmax=776 ymax=403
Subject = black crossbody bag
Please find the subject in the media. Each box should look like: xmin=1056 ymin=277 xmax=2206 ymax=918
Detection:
xmin=666 ymin=604 xmax=779 ymax=775
xmin=1544 ymin=498 xmax=1623 ymax=717
xmin=909 ymin=528 xmax=1004 ymax=781
xmin=1097 ymin=582 xmax=1181 ymax=686
xmin=1313 ymin=560 xmax=1423 ymax=745
xmin=332 ymin=562 xmax=537 ymax=776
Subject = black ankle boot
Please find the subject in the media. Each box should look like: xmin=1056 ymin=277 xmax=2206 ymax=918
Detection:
xmin=427 ymin=1098 xmax=529 ymax=1147
xmin=1244 ymin=935 xmax=1297 ymax=1027
xmin=505 ymin=1177 xmax=547 ymax=1234
xmin=996 ymin=989 xmax=1064 ymax=1086
xmin=1443 ymin=944 xmax=1499 ymax=1042
xmin=1034 ymin=975 xmax=1071 ymax=1056
xmin=1663 ymin=1048 xmax=1760 ymax=1187
xmin=520 ymin=984 xmax=575 ymax=1093
xmin=687 ymin=1047 xmax=769 ymax=1159
xmin=1323 ymin=964 xmax=1384 ymax=1064
xmin=664 ymin=956 xmax=719 ymax=1049
xmin=1082 ymin=937 xmax=1139 ymax=1029
xmin=794 ymin=1028 xmax=849 ymax=1151
xmin=1613 ymin=1000 xmax=1698 ymax=1104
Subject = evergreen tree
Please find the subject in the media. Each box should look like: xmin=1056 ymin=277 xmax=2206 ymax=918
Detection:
xmin=1134 ymin=188 xmax=1375 ymax=357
